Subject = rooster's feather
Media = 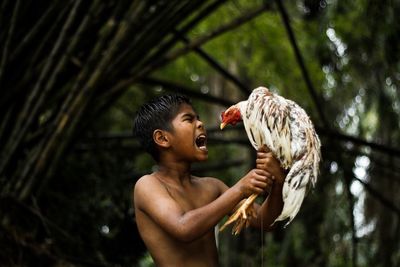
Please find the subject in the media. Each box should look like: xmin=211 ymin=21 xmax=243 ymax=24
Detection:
xmin=222 ymin=86 xmax=321 ymax=232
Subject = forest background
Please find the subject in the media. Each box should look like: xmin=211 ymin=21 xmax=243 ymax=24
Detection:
xmin=0 ymin=0 xmax=399 ymax=266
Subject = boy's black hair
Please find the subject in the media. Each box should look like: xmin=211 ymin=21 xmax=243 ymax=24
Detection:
xmin=133 ymin=94 xmax=192 ymax=161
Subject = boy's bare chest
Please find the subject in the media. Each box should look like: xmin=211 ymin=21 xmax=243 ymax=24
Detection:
xmin=164 ymin=182 xmax=216 ymax=211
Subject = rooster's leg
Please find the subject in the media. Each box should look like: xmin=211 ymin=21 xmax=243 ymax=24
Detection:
xmin=220 ymin=194 xmax=258 ymax=234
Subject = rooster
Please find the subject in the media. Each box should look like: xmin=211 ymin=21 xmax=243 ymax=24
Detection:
xmin=219 ymin=86 xmax=321 ymax=234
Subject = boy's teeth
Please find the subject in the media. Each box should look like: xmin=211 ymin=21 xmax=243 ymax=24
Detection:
xmin=196 ymin=135 xmax=207 ymax=149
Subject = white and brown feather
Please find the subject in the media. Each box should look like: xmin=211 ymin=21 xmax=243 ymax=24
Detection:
xmin=238 ymin=86 xmax=321 ymax=225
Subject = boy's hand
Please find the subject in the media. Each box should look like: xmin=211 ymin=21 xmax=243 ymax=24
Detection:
xmin=256 ymin=147 xmax=286 ymax=186
xmin=234 ymin=169 xmax=274 ymax=198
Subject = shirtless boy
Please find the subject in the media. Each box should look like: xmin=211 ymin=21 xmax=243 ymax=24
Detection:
xmin=133 ymin=94 xmax=285 ymax=266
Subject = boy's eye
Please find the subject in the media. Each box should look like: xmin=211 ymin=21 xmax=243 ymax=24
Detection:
xmin=182 ymin=114 xmax=199 ymax=122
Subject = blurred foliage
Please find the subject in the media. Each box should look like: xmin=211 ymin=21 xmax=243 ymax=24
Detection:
xmin=1 ymin=0 xmax=399 ymax=266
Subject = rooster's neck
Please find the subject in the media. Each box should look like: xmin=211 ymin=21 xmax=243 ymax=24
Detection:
xmin=237 ymin=101 xmax=247 ymax=113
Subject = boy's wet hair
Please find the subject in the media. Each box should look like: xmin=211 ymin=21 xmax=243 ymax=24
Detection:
xmin=133 ymin=94 xmax=192 ymax=161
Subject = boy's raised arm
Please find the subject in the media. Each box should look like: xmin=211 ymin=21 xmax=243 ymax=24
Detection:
xmin=134 ymin=169 xmax=270 ymax=242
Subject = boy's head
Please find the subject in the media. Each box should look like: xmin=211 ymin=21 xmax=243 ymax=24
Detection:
xmin=133 ymin=94 xmax=192 ymax=161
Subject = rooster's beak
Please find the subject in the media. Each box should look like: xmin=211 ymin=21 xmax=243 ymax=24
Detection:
xmin=220 ymin=122 xmax=227 ymax=130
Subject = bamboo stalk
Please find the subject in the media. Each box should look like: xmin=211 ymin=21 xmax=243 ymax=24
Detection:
xmin=56 ymin=0 xmax=203 ymax=161
xmin=0 ymin=3 xmax=70 ymax=108
xmin=10 ymin=2 xmax=58 ymax=61
xmin=49 ymin=1 xmax=132 ymax=125
xmin=95 ymin=0 xmax=209 ymax=95
xmin=0 ymin=0 xmax=9 ymax=27
xmin=0 ymin=103 xmax=13 ymax=146
xmin=116 ymin=0 xmax=225 ymax=85
xmin=105 ymin=0 xmax=188 ymax=77
xmin=26 ymin=4 xmax=71 ymax=73
xmin=133 ymin=0 xmax=225 ymax=79
xmin=20 ymin=0 xmax=144 ymax=199
xmin=89 ymin=1 xmax=211 ymax=116
xmin=16 ymin=15 xmax=117 ymax=199
xmin=52 ymin=6 xmax=118 ymax=127
xmin=15 ymin=1 xmax=101 ymax=194
xmin=0 ymin=0 xmax=82 ymax=176
xmin=0 ymin=106 xmax=13 ymax=188
xmin=136 ymin=2 xmax=269 ymax=80
xmin=0 ymin=0 xmax=20 ymax=84
xmin=107 ymin=0 xmax=203 ymax=79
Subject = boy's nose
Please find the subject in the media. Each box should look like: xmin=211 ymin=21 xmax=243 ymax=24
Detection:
xmin=197 ymin=120 xmax=204 ymax=129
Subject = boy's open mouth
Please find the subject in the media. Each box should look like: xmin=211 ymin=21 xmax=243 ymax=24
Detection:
xmin=195 ymin=134 xmax=207 ymax=151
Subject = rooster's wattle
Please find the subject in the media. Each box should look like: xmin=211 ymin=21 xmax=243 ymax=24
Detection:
xmin=220 ymin=86 xmax=321 ymax=234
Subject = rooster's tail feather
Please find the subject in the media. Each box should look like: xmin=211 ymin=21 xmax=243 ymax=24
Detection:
xmin=274 ymin=185 xmax=307 ymax=227
xmin=273 ymin=157 xmax=314 ymax=227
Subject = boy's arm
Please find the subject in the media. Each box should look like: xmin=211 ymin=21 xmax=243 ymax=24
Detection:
xmin=250 ymin=150 xmax=286 ymax=230
xmin=134 ymin=169 xmax=269 ymax=243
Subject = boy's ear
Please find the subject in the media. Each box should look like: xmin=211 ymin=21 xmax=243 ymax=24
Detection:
xmin=153 ymin=129 xmax=170 ymax=148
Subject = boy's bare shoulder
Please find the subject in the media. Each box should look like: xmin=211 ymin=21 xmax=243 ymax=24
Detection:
xmin=133 ymin=174 xmax=161 ymax=202
xmin=134 ymin=174 xmax=158 ymax=194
